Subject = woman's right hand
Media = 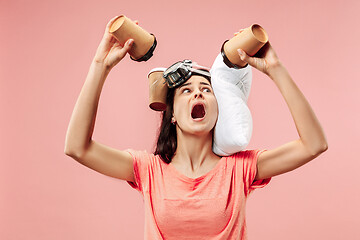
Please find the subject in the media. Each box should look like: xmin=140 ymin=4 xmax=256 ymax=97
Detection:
xmin=93 ymin=16 xmax=134 ymax=70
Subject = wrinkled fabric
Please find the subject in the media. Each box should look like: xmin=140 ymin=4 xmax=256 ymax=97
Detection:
xmin=210 ymin=53 xmax=253 ymax=156
xmin=126 ymin=149 xmax=271 ymax=240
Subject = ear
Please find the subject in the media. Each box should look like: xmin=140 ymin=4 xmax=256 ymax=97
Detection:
xmin=171 ymin=116 xmax=176 ymax=124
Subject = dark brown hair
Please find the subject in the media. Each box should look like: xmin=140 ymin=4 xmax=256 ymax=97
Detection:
xmin=154 ymin=71 xmax=211 ymax=163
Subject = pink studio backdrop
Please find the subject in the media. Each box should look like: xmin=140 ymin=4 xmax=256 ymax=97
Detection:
xmin=1 ymin=0 xmax=359 ymax=239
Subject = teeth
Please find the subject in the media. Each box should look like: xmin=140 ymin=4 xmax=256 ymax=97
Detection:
xmin=191 ymin=104 xmax=205 ymax=119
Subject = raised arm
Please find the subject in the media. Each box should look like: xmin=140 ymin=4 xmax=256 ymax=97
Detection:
xmin=237 ymin=42 xmax=328 ymax=180
xmin=64 ymin=16 xmax=136 ymax=181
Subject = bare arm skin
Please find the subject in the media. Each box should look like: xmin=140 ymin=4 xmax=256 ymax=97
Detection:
xmin=237 ymin=40 xmax=328 ymax=180
xmin=64 ymin=16 xmax=136 ymax=182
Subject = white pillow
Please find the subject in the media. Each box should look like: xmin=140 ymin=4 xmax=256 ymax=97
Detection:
xmin=210 ymin=53 xmax=253 ymax=156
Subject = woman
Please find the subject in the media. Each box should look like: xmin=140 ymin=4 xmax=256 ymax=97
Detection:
xmin=65 ymin=16 xmax=328 ymax=239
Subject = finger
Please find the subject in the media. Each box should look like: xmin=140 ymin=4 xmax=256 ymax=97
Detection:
xmin=234 ymin=29 xmax=244 ymax=36
xmin=237 ymin=49 xmax=255 ymax=66
xmin=109 ymin=36 xmax=118 ymax=44
xmin=122 ymin=39 xmax=134 ymax=52
xmin=112 ymin=40 xmax=121 ymax=49
xmin=114 ymin=39 xmax=134 ymax=61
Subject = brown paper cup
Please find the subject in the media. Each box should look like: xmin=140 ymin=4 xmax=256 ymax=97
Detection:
xmin=148 ymin=68 xmax=168 ymax=111
xmin=109 ymin=15 xmax=156 ymax=61
xmin=223 ymin=24 xmax=268 ymax=68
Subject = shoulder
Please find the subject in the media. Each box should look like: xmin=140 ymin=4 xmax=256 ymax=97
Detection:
xmin=125 ymin=149 xmax=163 ymax=166
xmin=229 ymin=150 xmax=266 ymax=171
xmin=230 ymin=149 xmax=265 ymax=160
xmin=126 ymin=149 xmax=152 ymax=158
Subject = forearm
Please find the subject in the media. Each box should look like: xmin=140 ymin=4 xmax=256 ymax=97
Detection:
xmin=268 ymin=64 xmax=328 ymax=155
xmin=64 ymin=60 xmax=110 ymax=156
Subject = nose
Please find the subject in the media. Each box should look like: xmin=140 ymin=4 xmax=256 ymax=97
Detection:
xmin=193 ymin=89 xmax=203 ymax=99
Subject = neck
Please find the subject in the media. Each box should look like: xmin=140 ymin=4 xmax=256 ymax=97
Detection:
xmin=172 ymin=129 xmax=218 ymax=171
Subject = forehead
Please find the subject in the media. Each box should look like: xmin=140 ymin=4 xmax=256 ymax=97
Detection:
xmin=179 ymin=75 xmax=211 ymax=87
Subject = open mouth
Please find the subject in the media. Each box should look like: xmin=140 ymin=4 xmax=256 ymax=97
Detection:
xmin=191 ymin=103 xmax=206 ymax=119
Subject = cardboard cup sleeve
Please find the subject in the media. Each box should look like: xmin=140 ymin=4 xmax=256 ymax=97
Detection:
xmin=222 ymin=24 xmax=268 ymax=68
xmin=148 ymin=68 xmax=168 ymax=111
xmin=109 ymin=15 xmax=156 ymax=61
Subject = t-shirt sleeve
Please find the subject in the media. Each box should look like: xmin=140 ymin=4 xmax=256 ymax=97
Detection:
xmin=242 ymin=149 xmax=271 ymax=196
xmin=125 ymin=149 xmax=151 ymax=194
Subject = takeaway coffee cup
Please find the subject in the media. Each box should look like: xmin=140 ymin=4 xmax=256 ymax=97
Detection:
xmin=221 ymin=24 xmax=268 ymax=68
xmin=148 ymin=68 xmax=168 ymax=111
xmin=109 ymin=15 xmax=157 ymax=62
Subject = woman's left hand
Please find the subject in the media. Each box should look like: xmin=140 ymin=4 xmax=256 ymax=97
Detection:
xmin=235 ymin=30 xmax=282 ymax=76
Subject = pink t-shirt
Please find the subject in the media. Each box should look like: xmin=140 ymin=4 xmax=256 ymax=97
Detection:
xmin=126 ymin=149 xmax=271 ymax=240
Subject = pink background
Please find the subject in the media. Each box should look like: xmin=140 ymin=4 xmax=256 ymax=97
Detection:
xmin=1 ymin=0 xmax=359 ymax=239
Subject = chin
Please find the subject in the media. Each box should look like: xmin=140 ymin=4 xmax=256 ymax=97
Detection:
xmin=186 ymin=123 xmax=215 ymax=136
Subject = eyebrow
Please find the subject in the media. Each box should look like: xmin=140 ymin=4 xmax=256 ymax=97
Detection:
xmin=179 ymin=82 xmax=211 ymax=89
xmin=200 ymin=82 xmax=211 ymax=86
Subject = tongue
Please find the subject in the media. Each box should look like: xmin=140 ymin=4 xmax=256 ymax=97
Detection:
xmin=191 ymin=104 xmax=205 ymax=119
